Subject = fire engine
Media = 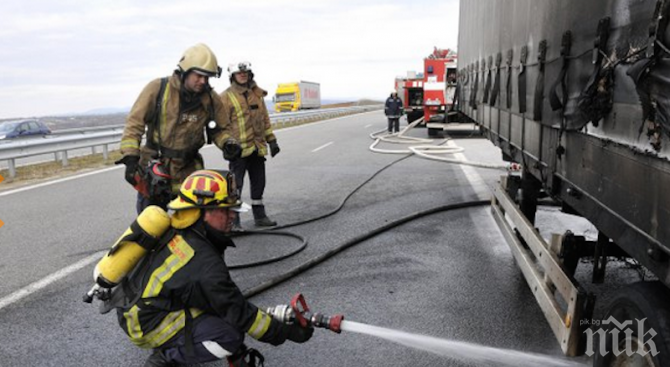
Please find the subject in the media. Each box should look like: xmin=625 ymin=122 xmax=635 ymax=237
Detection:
xmin=395 ymin=72 xmax=425 ymax=124
xmin=423 ymin=47 xmax=458 ymax=136
xmin=393 ymin=48 xmax=458 ymax=135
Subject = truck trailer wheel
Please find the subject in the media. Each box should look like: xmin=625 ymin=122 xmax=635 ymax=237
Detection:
xmin=593 ymin=281 xmax=670 ymax=367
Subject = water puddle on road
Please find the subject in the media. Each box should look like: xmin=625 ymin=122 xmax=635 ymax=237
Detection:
xmin=339 ymin=320 xmax=586 ymax=367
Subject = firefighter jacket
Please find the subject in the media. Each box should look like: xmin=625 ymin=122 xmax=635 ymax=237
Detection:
xmin=220 ymin=82 xmax=277 ymax=158
xmin=120 ymin=73 xmax=235 ymax=193
xmin=385 ymin=95 xmax=404 ymax=118
xmin=117 ymin=220 xmax=288 ymax=349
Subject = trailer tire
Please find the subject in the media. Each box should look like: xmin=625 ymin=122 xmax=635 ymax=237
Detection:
xmin=593 ymin=281 xmax=670 ymax=367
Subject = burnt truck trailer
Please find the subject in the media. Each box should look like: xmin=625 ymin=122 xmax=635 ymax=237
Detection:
xmin=458 ymin=0 xmax=670 ymax=365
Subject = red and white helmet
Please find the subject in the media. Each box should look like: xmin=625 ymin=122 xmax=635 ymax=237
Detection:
xmin=227 ymin=61 xmax=252 ymax=78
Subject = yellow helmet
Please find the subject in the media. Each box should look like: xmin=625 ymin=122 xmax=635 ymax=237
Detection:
xmin=178 ymin=43 xmax=222 ymax=78
xmin=168 ymin=170 xmax=240 ymax=211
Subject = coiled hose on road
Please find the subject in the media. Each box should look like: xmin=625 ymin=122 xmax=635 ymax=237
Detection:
xmin=369 ymin=116 xmax=511 ymax=170
xmin=237 ymin=117 xmax=505 ymax=297
xmin=241 ymin=199 xmax=489 ymax=298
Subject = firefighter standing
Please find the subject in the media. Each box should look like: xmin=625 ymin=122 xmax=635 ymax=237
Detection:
xmin=220 ymin=61 xmax=280 ymax=228
xmin=117 ymin=170 xmax=314 ymax=367
xmin=117 ymin=43 xmax=241 ymax=214
xmin=384 ymin=91 xmax=404 ymax=133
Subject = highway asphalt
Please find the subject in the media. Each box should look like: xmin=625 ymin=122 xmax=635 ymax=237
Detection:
xmin=0 ymin=111 xmax=603 ymax=366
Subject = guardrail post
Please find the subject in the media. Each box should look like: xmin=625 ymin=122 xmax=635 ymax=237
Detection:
xmin=103 ymin=145 xmax=109 ymax=160
xmin=54 ymin=152 xmax=59 ymax=161
xmin=61 ymin=151 xmax=69 ymax=167
xmin=8 ymin=159 xmax=16 ymax=178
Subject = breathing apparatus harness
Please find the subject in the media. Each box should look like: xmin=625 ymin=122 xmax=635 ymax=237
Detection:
xmin=146 ymin=75 xmax=218 ymax=160
xmin=138 ymin=74 xmax=223 ymax=205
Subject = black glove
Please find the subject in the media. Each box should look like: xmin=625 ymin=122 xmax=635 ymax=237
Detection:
xmin=115 ymin=155 xmax=140 ymax=185
xmin=286 ymin=323 xmax=314 ymax=344
xmin=223 ymin=139 xmax=242 ymax=160
xmin=269 ymin=141 xmax=280 ymax=157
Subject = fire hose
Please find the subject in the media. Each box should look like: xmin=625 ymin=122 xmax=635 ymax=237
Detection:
xmin=369 ymin=116 xmax=514 ymax=170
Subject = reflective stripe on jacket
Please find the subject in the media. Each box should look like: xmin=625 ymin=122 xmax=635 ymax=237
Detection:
xmin=117 ymin=222 xmax=286 ymax=349
xmin=220 ymin=82 xmax=276 ymax=158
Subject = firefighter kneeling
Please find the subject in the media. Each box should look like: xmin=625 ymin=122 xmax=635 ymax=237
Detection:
xmin=113 ymin=169 xmax=313 ymax=367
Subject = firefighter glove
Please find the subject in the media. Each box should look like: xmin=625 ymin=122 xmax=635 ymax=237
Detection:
xmin=223 ymin=139 xmax=242 ymax=160
xmin=115 ymin=155 xmax=140 ymax=185
xmin=269 ymin=141 xmax=280 ymax=157
xmin=286 ymin=323 xmax=314 ymax=344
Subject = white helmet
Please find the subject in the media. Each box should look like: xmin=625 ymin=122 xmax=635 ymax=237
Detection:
xmin=227 ymin=61 xmax=252 ymax=78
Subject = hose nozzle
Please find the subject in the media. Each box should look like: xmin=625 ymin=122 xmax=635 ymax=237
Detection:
xmin=311 ymin=312 xmax=344 ymax=333
xmin=266 ymin=293 xmax=344 ymax=334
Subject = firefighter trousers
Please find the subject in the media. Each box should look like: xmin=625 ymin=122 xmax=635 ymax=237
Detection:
xmin=229 ymin=150 xmax=267 ymax=201
xmin=160 ymin=314 xmax=244 ymax=365
xmin=387 ymin=118 xmax=400 ymax=133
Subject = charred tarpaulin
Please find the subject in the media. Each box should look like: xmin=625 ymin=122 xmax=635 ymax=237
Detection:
xmin=626 ymin=0 xmax=670 ymax=151
xmin=458 ymin=4 xmax=669 ymax=152
xmin=574 ymin=17 xmax=613 ymax=129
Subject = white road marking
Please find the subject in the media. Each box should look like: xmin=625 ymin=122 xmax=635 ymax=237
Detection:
xmin=275 ymin=109 xmax=380 ymax=134
xmin=447 ymin=140 xmax=489 ymax=200
xmin=0 ymin=250 xmax=106 ymax=311
xmin=0 ymin=110 xmax=384 ymax=311
xmin=312 ymin=142 xmax=333 ymax=152
xmin=365 ymin=124 xmax=373 ymax=128
xmin=0 ymin=166 xmax=122 ymax=197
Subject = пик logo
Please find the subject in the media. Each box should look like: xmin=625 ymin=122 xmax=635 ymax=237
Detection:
xmin=584 ymin=316 xmax=659 ymax=357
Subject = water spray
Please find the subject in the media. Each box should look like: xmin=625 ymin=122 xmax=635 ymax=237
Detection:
xmin=267 ymin=294 xmax=585 ymax=367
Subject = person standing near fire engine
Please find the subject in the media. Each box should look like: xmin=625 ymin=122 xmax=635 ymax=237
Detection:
xmin=385 ymin=91 xmax=404 ymax=133
xmin=117 ymin=43 xmax=241 ymax=214
xmin=220 ymin=61 xmax=280 ymax=228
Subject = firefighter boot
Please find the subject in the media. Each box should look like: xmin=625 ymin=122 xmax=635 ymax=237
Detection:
xmin=252 ymin=205 xmax=276 ymax=227
xmin=143 ymin=350 xmax=175 ymax=367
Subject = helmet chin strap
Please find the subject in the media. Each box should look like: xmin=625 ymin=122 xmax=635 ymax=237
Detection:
xmin=203 ymin=219 xmax=234 ymax=249
xmin=232 ymin=78 xmax=249 ymax=87
xmin=231 ymin=72 xmax=253 ymax=87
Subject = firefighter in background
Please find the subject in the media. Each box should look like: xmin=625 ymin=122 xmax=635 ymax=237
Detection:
xmin=220 ymin=61 xmax=280 ymax=228
xmin=385 ymin=90 xmax=404 ymax=133
xmin=119 ymin=170 xmax=314 ymax=367
xmin=117 ymin=43 xmax=241 ymax=214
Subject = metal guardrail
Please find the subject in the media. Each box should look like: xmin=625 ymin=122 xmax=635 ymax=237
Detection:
xmin=0 ymin=105 xmax=382 ymax=178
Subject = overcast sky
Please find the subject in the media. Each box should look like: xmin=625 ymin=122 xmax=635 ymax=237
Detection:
xmin=1 ymin=0 xmax=459 ymax=119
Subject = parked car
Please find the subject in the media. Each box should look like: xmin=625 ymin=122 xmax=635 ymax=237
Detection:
xmin=0 ymin=119 xmax=52 ymax=140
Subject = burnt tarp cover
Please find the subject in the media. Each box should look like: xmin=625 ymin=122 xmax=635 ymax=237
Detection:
xmin=458 ymin=0 xmax=670 ymax=138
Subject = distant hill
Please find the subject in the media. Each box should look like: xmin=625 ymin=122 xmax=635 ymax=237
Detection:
xmin=24 ymin=98 xmax=380 ymax=130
